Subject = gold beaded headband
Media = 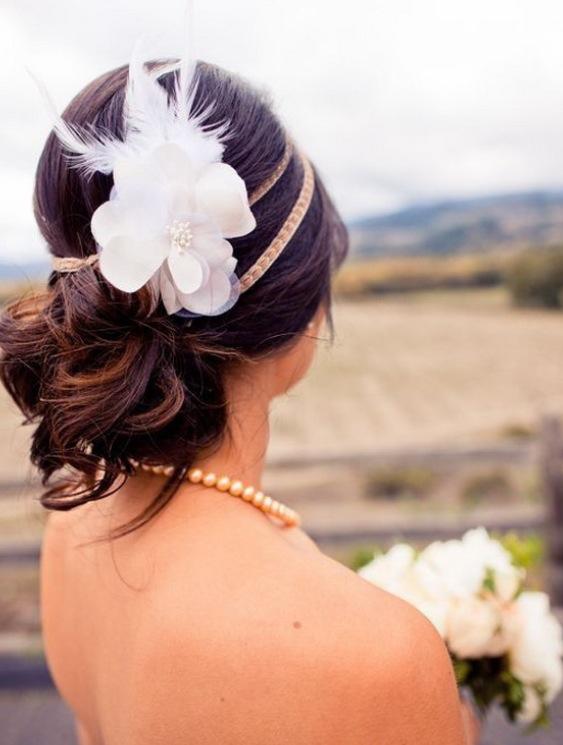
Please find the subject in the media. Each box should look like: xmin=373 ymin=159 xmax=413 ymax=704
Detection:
xmin=51 ymin=143 xmax=315 ymax=296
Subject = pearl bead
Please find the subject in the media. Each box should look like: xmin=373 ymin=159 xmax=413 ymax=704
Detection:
xmin=216 ymin=476 xmax=231 ymax=492
xmin=203 ymin=472 xmax=217 ymax=487
xmin=188 ymin=468 xmax=203 ymax=483
xmin=135 ymin=461 xmax=301 ymax=527
xmin=242 ymin=486 xmax=255 ymax=501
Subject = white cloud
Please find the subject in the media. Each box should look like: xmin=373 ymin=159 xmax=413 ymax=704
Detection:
xmin=2 ymin=0 xmax=563 ymax=260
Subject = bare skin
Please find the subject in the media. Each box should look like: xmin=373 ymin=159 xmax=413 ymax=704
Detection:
xmin=41 ymin=314 xmax=470 ymax=745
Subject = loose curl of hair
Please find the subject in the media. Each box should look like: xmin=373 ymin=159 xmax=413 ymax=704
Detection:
xmin=0 ymin=61 xmax=348 ymax=538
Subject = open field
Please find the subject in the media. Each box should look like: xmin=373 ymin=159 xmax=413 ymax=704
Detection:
xmin=269 ymin=288 xmax=563 ymax=459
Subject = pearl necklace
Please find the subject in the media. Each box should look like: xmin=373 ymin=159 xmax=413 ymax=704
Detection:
xmin=130 ymin=461 xmax=301 ymax=527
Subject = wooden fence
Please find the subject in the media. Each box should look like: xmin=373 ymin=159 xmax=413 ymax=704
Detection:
xmin=541 ymin=416 xmax=563 ymax=607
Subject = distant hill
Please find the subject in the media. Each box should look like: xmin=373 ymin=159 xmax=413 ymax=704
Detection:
xmin=0 ymin=259 xmax=48 ymax=281
xmin=349 ymin=190 xmax=563 ymax=258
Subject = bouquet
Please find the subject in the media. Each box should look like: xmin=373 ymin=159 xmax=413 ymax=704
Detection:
xmin=358 ymin=528 xmax=563 ymax=729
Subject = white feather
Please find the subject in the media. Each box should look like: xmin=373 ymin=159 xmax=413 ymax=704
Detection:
xmin=33 ymin=20 xmax=227 ymax=177
xmin=28 ymin=67 xmax=127 ymax=175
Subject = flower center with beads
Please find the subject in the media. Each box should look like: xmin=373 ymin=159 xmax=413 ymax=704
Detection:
xmin=167 ymin=219 xmax=193 ymax=254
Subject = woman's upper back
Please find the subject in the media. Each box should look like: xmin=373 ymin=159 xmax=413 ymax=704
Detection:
xmin=41 ymin=481 xmax=465 ymax=745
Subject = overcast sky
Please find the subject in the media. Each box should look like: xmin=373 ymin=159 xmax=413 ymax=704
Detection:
xmin=1 ymin=0 xmax=563 ymax=261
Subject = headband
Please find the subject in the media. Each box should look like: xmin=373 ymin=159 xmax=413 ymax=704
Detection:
xmin=52 ymin=141 xmax=314 ymax=297
xmin=46 ymin=43 xmax=314 ymax=318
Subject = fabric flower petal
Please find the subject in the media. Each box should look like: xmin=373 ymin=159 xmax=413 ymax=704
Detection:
xmin=92 ymin=194 xmax=168 ymax=245
xmin=180 ymin=269 xmax=232 ymax=316
xmin=222 ymin=256 xmax=237 ymax=275
xmin=126 ymin=197 xmax=169 ymax=240
xmin=190 ymin=251 xmax=211 ymax=288
xmin=167 ymin=249 xmax=206 ymax=294
xmin=158 ymin=268 xmax=182 ymax=315
xmin=91 ymin=201 xmax=123 ymax=246
xmin=191 ymin=232 xmax=233 ymax=268
xmin=99 ymin=235 xmax=169 ymax=292
xmin=165 ymin=186 xmax=197 ymax=219
xmin=150 ymin=143 xmax=197 ymax=189
xmin=112 ymin=154 xmax=161 ymax=197
xmin=195 ymin=163 xmax=256 ymax=238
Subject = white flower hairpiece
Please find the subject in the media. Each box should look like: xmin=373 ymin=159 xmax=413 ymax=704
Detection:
xmin=42 ymin=40 xmax=256 ymax=317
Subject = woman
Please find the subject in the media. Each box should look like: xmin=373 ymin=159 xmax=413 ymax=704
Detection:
xmin=0 ymin=50 xmax=475 ymax=744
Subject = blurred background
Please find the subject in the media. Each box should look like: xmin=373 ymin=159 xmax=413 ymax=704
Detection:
xmin=2 ymin=1 xmax=563 ymax=743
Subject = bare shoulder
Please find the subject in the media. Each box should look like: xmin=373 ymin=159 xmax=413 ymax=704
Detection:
xmin=135 ymin=537 xmax=465 ymax=745
xmin=337 ymin=568 xmax=466 ymax=745
xmin=297 ymin=554 xmax=466 ymax=745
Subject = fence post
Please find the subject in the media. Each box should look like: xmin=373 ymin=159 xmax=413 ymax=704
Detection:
xmin=540 ymin=416 xmax=563 ymax=607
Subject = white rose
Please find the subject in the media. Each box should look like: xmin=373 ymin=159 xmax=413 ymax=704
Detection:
xmin=446 ymin=596 xmax=510 ymax=658
xmin=462 ymin=528 xmax=522 ymax=602
xmin=415 ymin=529 xmax=522 ymax=603
xmin=509 ymin=592 xmax=563 ymax=703
xmin=359 ymin=544 xmax=415 ymax=594
xmin=491 ymin=566 xmax=523 ymax=604
xmin=416 ymin=539 xmax=485 ymax=599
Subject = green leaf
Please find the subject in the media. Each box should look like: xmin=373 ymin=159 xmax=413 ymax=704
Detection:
xmin=453 ymin=659 xmax=471 ymax=685
xmin=482 ymin=567 xmax=496 ymax=593
xmin=497 ymin=531 xmax=544 ymax=570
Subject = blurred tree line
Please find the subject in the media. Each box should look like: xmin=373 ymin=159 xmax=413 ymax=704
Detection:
xmin=506 ymin=246 xmax=563 ymax=309
xmin=334 ymin=245 xmax=563 ymax=309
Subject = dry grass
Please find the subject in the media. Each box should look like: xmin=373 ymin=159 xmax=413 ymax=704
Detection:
xmin=0 ymin=279 xmax=43 ymax=306
xmin=269 ymin=289 xmax=563 ymax=458
xmin=334 ymin=253 xmax=510 ymax=297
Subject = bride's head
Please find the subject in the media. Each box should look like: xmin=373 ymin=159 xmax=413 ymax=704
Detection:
xmin=0 ymin=61 xmax=348 ymax=526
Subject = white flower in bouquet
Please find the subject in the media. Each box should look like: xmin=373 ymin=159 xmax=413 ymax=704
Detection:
xmin=446 ymin=596 xmax=510 ymax=659
xmin=415 ymin=527 xmax=522 ymax=603
xmin=358 ymin=528 xmax=563 ymax=729
xmin=509 ymin=592 xmax=563 ymax=722
xmin=413 ymin=528 xmax=523 ymax=658
xmin=358 ymin=543 xmax=415 ymax=592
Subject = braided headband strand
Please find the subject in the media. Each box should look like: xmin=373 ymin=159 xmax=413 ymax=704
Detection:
xmin=248 ymin=141 xmax=293 ymax=207
xmin=51 ymin=253 xmax=99 ymax=273
xmin=51 ymin=149 xmax=315 ymax=295
xmin=239 ymin=152 xmax=314 ymax=293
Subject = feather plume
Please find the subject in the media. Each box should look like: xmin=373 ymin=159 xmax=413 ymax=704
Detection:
xmin=28 ymin=67 xmax=128 ymax=174
xmin=32 ymin=21 xmax=227 ymax=177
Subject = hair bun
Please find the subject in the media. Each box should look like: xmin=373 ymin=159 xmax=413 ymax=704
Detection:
xmin=0 ymin=273 xmax=228 ymax=530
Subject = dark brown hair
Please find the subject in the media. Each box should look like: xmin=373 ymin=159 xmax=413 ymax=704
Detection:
xmin=0 ymin=61 xmax=348 ymax=536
